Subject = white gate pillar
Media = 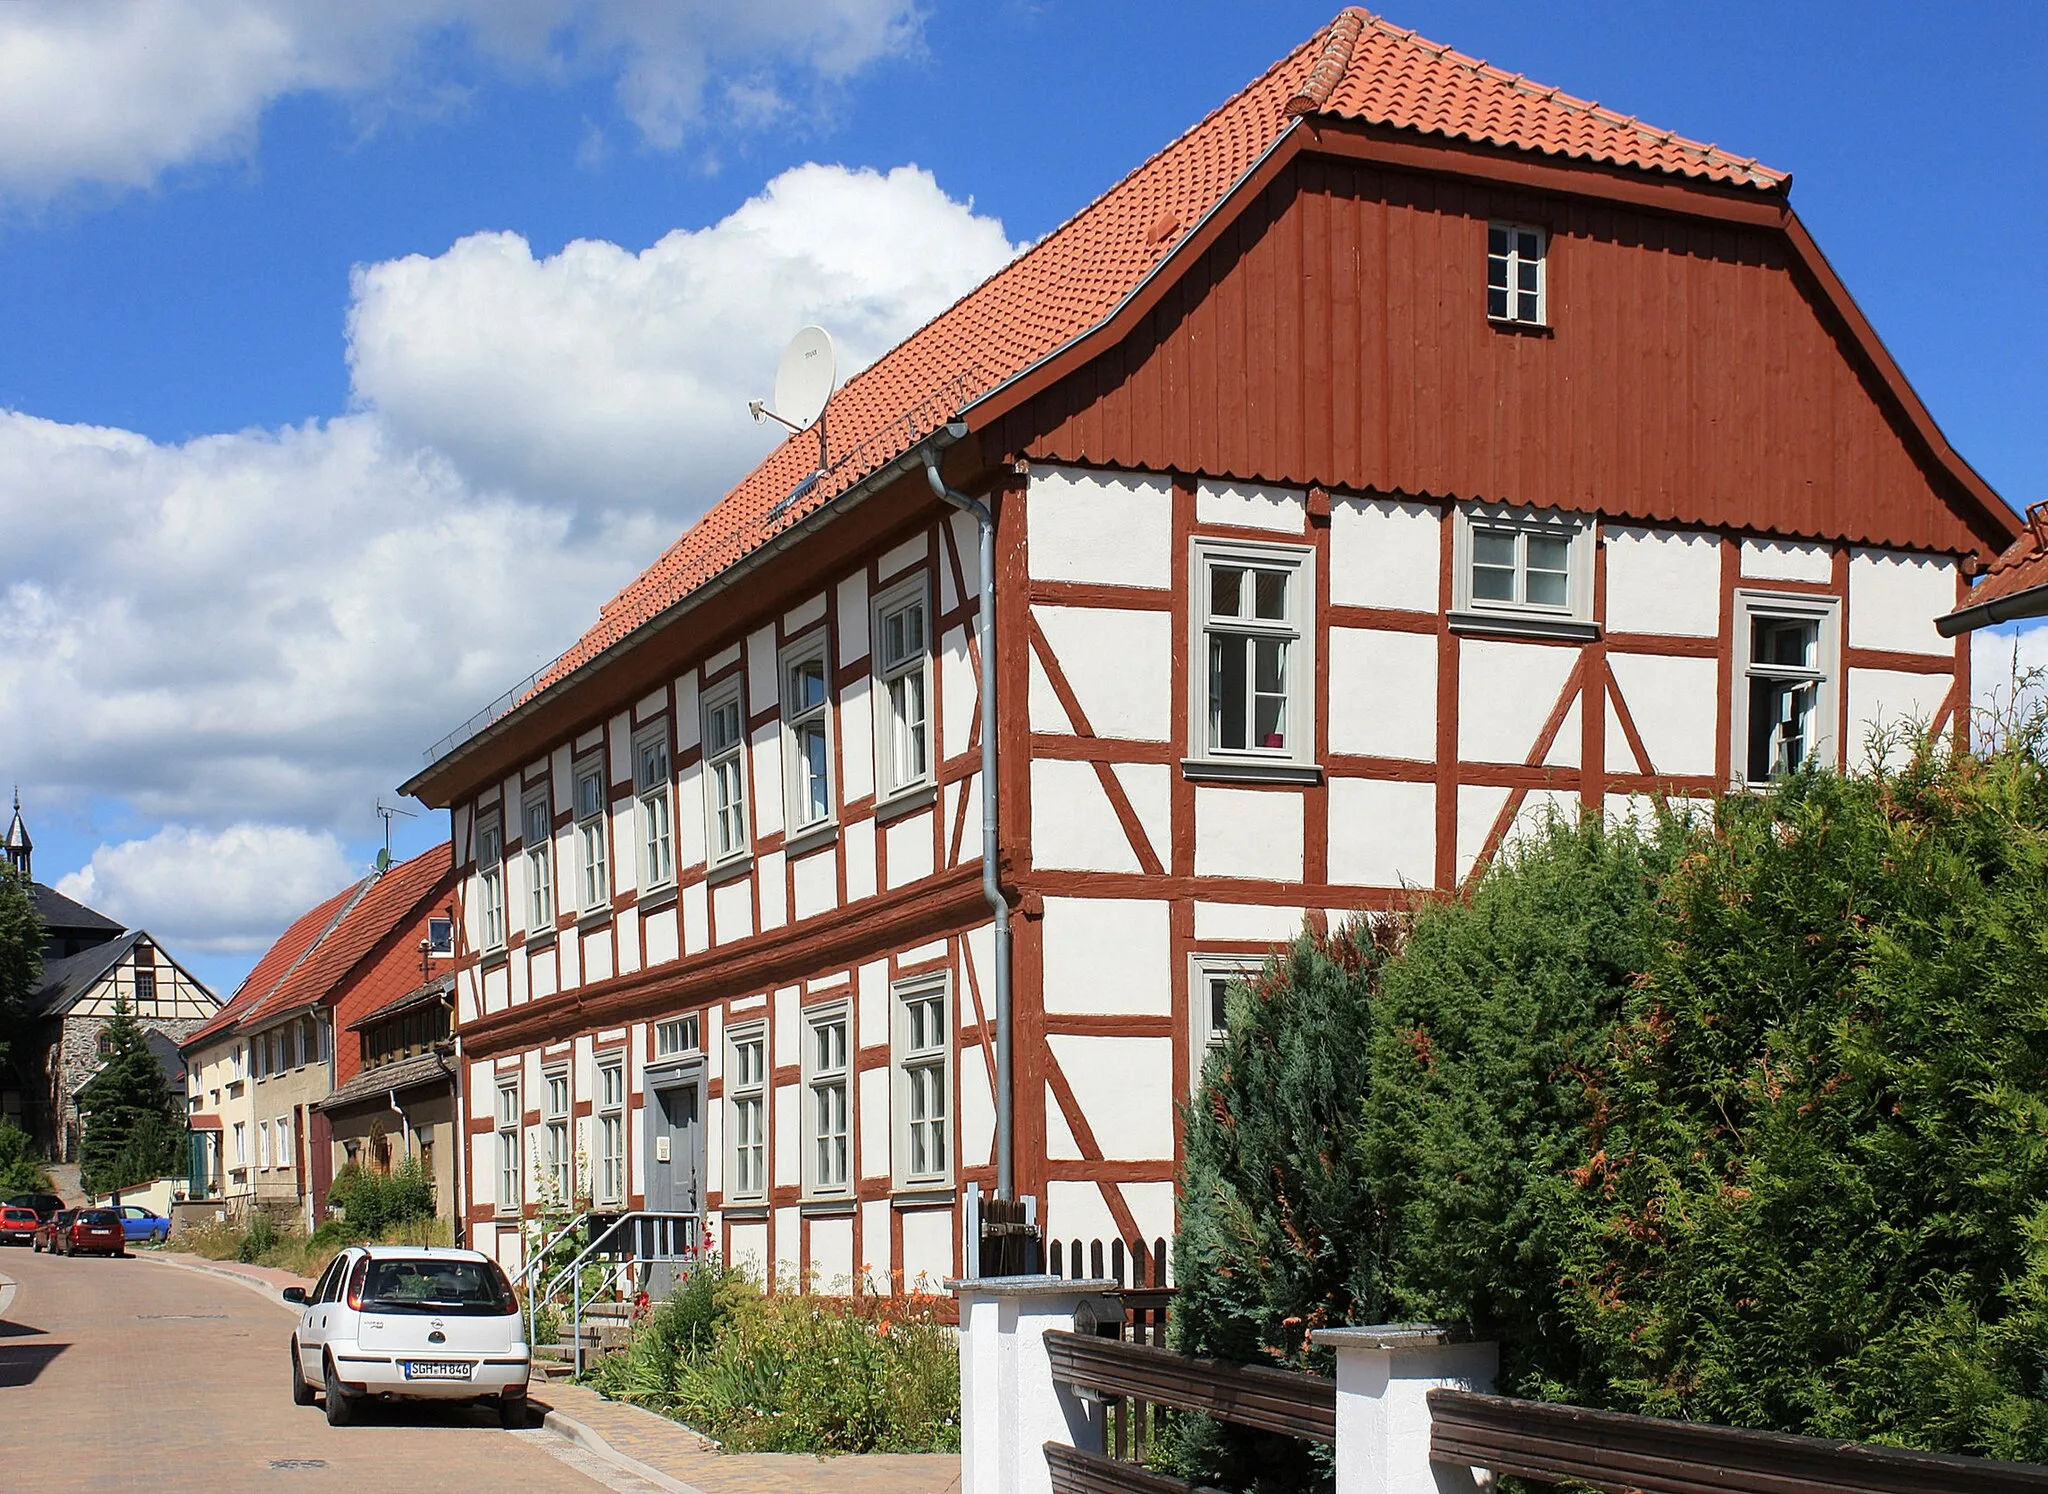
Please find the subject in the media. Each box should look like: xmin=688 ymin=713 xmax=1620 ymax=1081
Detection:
xmin=1314 ymin=1325 xmax=1499 ymax=1494
xmin=952 ymin=1275 xmax=1121 ymax=1494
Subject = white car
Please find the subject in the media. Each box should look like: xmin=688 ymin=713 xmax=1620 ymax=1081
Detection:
xmin=285 ymin=1244 xmax=532 ymax=1427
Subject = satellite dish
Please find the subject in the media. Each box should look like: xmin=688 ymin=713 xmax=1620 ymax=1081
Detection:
xmin=773 ymin=325 xmax=836 ymax=431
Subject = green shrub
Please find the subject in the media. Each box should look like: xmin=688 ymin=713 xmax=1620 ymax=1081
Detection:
xmin=236 ymin=1212 xmax=278 ymax=1263
xmin=327 ymin=1157 xmax=435 ymax=1236
xmin=0 ymin=1117 xmax=54 ymax=1194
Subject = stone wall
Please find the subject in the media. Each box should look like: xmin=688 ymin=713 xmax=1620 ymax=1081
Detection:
xmin=48 ymin=1012 xmax=211 ymax=1162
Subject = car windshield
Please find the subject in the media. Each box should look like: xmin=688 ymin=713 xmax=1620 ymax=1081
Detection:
xmin=359 ymin=1260 xmax=514 ymax=1316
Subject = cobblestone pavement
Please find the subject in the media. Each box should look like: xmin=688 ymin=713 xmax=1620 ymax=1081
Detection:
xmin=134 ymin=1252 xmax=963 ymax=1494
xmin=0 ymin=1246 xmax=606 ymax=1492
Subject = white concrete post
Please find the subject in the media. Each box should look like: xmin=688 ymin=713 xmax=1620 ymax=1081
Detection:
xmin=951 ymin=1276 xmax=1121 ymax=1494
xmin=1314 ymin=1325 xmax=1499 ymax=1494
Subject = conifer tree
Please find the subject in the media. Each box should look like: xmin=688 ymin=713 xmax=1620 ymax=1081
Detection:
xmin=77 ymin=996 xmax=181 ymax=1195
xmin=0 ymin=868 xmax=41 ymax=1072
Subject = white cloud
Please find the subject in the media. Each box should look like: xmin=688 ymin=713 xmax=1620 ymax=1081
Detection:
xmin=347 ymin=163 xmax=1018 ymax=507
xmin=57 ymin=823 xmax=360 ymax=954
xmin=1 ymin=163 xmax=1010 ymax=924
xmin=0 ymin=0 xmax=923 ymax=202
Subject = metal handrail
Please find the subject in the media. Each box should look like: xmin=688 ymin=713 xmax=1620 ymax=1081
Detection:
xmin=523 ymin=1210 xmax=702 ymax=1373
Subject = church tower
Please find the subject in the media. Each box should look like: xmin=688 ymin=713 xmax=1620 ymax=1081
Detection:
xmin=4 ymin=788 xmax=29 ymax=881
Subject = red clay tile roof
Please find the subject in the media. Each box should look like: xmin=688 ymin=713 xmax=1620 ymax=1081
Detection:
xmin=512 ymin=8 xmax=1784 ymax=703
xmin=240 ymin=843 xmax=452 ymax=1030
xmin=182 ymin=879 xmax=365 ymax=1050
xmin=1940 ymin=505 xmax=2048 ymax=633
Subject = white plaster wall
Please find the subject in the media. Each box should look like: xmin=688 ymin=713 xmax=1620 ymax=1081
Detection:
xmin=861 ymin=1199 xmax=892 ymax=1280
xmin=1849 ymin=549 xmax=1956 ymax=656
xmin=1047 ymin=1035 xmax=1176 ymax=1160
xmin=809 ymin=1214 xmax=854 ymax=1292
xmin=1031 ymin=759 xmax=1143 ymax=874
xmin=582 ymin=932 xmax=613 ymax=985
xmin=950 ymin=773 xmax=985 ymax=864
xmin=712 ymin=877 xmax=753 ymax=942
xmin=791 ymin=845 xmax=837 ymax=921
xmin=1458 ymin=640 xmax=1578 ymax=764
xmin=773 ymin=1082 xmax=799 ymax=1189
xmin=1027 ymin=465 xmax=1173 ymax=588
xmin=1194 ymin=787 xmax=1303 ymax=881
xmin=772 ymin=983 xmax=799 ymax=1061
xmin=1849 ymin=667 xmax=1954 ymax=768
xmin=756 ymin=848 xmax=787 ymax=931
xmin=1118 ymin=1180 xmax=1178 ymax=1263
xmin=839 ymin=675 xmax=875 ymax=803
xmin=1455 ymin=784 xmax=1513 ymax=882
xmin=1033 ymin=605 xmax=1173 ymax=739
xmin=1196 ymin=479 xmax=1306 ymax=533
xmin=883 ymin=809 xmax=934 ymax=888
xmin=857 ymin=1066 xmax=889 ymax=1181
xmin=608 ymin=712 xmax=632 ymax=786
xmin=681 ymin=882 xmax=708 ymax=955
xmin=1041 ymin=897 xmax=1172 ymax=1015
xmin=1109 ymin=763 xmax=1170 ymax=868
xmin=1741 ymin=537 xmax=1833 ymax=582
xmin=784 ymin=592 xmax=826 ymax=634
xmin=750 ymin=732 xmax=785 ymax=840
xmin=1327 ymin=628 xmax=1437 ymax=760
xmin=728 ymin=1221 xmax=768 ymax=1279
xmin=1193 ymin=900 xmax=1304 ymax=942
xmin=1329 ymin=497 xmax=1439 ymax=612
xmin=615 ymin=908 xmax=641 ymax=977
xmin=940 ymin=625 xmax=977 ymax=760
xmin=960 ymin=1042 xmax=995 ymax=1173
xmin=1028 ymin=649 xmax=1073 ymax=734
xmin=843 ymin=817 xmax=876 ymax=903
xmin=1604 ymin=653 xmax=1720 ymax=777
xmin=878 ymin=531 xmax=929 ymax=581
xmin=836 ymin=571 xmax=870 ymax=664
xmin=1328 ymin=777 xmax=1437 ymax=888
xmin=900 ymin=1207 xmax=953 ymax=1292
xmin=1045 ymin=1085 xmax=1082 ymax=1160
xmin=1046 ymin=1180 xmax=1119 ymax=1257
xmin=1604 ymin=526 xmax=1720 ymax=636
xmin=1507 ymin=788 xmax=1578 ymax=850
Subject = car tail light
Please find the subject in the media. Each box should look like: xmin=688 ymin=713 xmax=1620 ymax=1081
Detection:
xmin=344 ymin=1255 xmax=370 ymax=1311
xmin=489 ymin=1261 xmax=519 ymax=1315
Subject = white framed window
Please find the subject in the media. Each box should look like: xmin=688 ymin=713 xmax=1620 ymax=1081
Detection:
xmin=495 ymin=1081 xmax=522 ymax=1213
xmin=703 ymin=683 xmax=749 ymax=865
xmin=802 ymin=1004 xmax=850 ymax=1198
xmin=892 ymin=974 xmax=951 ymax=1187
xmin=1734 ymin=591 xmax=1841 ymax=786
xmin=781 ymin=641 xmax=835 ymax=834
xmin=635 ymin=725 xmax=675 ymax=890
xmin=1190 ymin=955 xmax=1264 ymax=1089
xmin=1190 ymin=538 xmax=1315 ymax=769
xmin=257 ymin=1120 xmax=271 ymax=1170
xmin=574 ymin=763 xmax=609 ymax=913
xmin=1450 ymin=505 xmax=1595 ymax=636
xmin=654 ymin=1014 xmax=700 ymax=1058
xmin=1487 ymin=221 xmax=1546 ymax=325
xmin=542 ymin=1069 xmax=571 ymax=1202
xmin=476 ymin=812 xmax=505 ymax=952
xmin=276 ymin=1113 xmax=293 ymax=1170
xmin=873 ymin=579 xmax=933 ymax=800
xmin=725 ymin=1024 xmax=767 ymax=1204
xmin=596 ymin=1056 xmax=626 ymax=1205
xmin=232 ymin=1121 xmax=246 ymax=1167
xmin=523 ymin=792 xmax=554 ymax=933
xmin=426 ymin=916 xmax=453 ymax=956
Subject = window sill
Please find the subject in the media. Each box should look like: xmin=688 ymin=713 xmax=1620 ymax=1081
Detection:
xmin=800 ymin=1197 xmax=857 ymax=1217
xmin=1486 ymin=315 xmax=1553 ymax=337
xmin=720 ymin=1203 xmax=769 ymax=1221
xmin=1180 ymin=758 xmax=1324 ymax=786
xmin=891 ymin=1185 xmax=955 ymax=1210
xmin=1447 ymin=609 xmax=1598 ymax=643
xmin=638 ymin=884 xmax=679 ymax=916
xmin=874 ymin=783 xmax=938 ymax=825
xmin=523 ymin=930 xmax=557 ymax=953
xmin=705 ymin=855 xmax=753 ymax=888
xmin=783 ymin=822 xmax=839 ymax=860
xmin=576 ymin=906 xmax=613 ymax=932
xmin=479 ymin=948 xmax=509 ymax=971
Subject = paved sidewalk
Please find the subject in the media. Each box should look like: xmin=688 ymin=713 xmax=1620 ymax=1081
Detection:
xmin=147 ymin=1252 xmax=961 ymax=1494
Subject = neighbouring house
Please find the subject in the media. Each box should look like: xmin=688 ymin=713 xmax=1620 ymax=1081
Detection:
xmin=181 ymin=845 xmax=456 ymax=1229
xmin=400 ymin=8 xmax=2018 ymax=1291
xmin=2 ymin=794 xmax=220 ymax=1162
xmin=317 ymin=973 xmax=460 ymax=1233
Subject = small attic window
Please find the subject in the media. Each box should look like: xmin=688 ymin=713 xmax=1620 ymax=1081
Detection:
xmin=1487 ymin=222 xmax=1546 ymax=326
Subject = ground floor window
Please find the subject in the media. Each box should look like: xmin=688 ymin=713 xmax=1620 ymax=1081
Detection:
xmin=726 ymin=1025 xmax=767 ymax=1204
xmin=892 ymin=974 xmax=951 ymax=1188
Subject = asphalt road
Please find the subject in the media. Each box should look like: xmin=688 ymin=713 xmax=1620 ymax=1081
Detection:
xmin=0 ymin=1243 xmax=618 ymax=1491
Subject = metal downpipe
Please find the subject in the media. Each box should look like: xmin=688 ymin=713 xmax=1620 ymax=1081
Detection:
xmin=922 ymin=449 xmax=1013 ymax=1201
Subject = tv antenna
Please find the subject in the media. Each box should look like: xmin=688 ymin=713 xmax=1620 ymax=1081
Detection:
xmin=374 ymin=798 xmax=416 ymax=873
xmin=749 ymin=325 xmax=837 ymax=487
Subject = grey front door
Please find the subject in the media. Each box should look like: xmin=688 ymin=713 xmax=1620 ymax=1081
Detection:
xmin=642 ymin=1074 xmax=703 ymax=1297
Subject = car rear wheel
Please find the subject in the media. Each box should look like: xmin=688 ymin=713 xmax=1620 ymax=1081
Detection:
xmin=498 ymin=1395 xmax=527 ymax=1430
xmin=290 ymin=1344 xmax=316 ymax=1406
xmin=323 ymin=1357 xmax=356 ymax=1427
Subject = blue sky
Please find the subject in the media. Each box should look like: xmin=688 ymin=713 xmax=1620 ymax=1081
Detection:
xmin=2 ymin=0 xmax=2042 ymax=995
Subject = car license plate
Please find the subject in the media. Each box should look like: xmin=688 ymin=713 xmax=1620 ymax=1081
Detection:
xmin=402 ymin=1360 xmax=472 ymax=1381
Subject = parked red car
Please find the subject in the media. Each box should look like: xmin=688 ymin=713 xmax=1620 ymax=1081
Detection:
xmin=32 ymin=1209 xmax=74 ymax=1253
xmin=0 ymin=1205 xmax=38 ymax=1246
xmin=64 ymin=1208 xmax=125 ymax=1257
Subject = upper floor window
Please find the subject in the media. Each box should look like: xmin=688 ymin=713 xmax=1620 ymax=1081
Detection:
xmin=495 ymin=1080 xmax=522 ymax=1213
xmin=726 ymin=1024 xmax=767 ymax=1204
xmin=874 ymin=580 xmax=932 ymax=800
xmin=704 ymin=684 xmax=749 ymax=865
xmin=523 ymin=793 xmax=554 ymax=932
xmin=636 ymin=726 xmax=675 ymax=890
xmin=1735 ymin=592 xmax=1840 ymax=786
xmin=782 ymin=644 xmax=834 ymax=834
xmin=1451 ymin=505 xmax=1594 ymax=637
xmin=574 ymin=763 xmax=608 ymax=913
xmin=426 ymin=917 xmax=453 ymax=957
xmin=1487 ymin=222 xmax=1546 ymax=325
xmin=477 ymin=813 xmax=505 ymax=952
xmin=134 ymin=968 xmax=157 ymax=1007
xmin=1190 ymin=539 xmax=1315 ymax=770
xmin=1191 ymin=955 xmax=1262 ymax=1091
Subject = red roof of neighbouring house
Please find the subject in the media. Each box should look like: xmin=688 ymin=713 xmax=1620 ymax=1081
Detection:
xmin=181 ymin=879 xmax=365 ymax=1051
xmin=527 ymin=8 xmax=1786 ymax=691
xmin=1940 ymin=504 xmax=2048 ymax=634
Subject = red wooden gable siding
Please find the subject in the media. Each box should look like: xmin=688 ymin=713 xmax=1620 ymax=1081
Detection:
xmin=995 ymin=154 xmax=1999 ymax=560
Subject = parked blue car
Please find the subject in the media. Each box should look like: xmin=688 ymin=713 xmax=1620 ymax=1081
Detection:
xmin=113 ymin=1206 xmax=170 ymax=1244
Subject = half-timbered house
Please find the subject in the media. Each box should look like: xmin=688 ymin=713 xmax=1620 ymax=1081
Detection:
xmin=402 ymin=9 xmax=2020 ymax=1290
